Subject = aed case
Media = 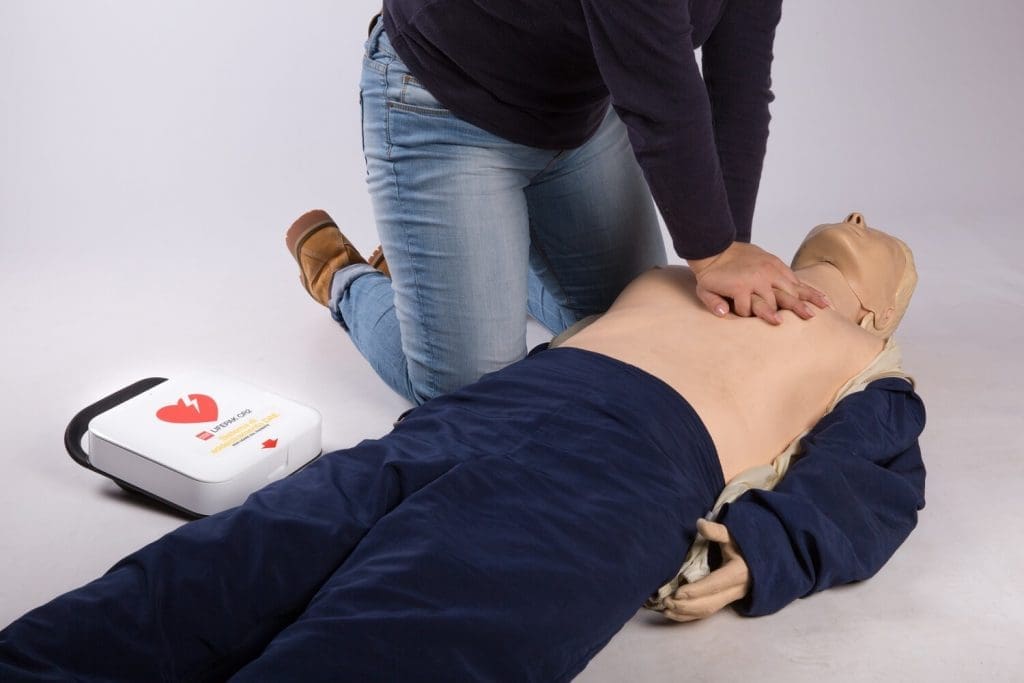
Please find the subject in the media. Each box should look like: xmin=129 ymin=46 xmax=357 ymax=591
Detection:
xmin=65 ymin=374 xmax=323 ymax=517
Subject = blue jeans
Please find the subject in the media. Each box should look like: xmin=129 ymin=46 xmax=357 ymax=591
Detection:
xmin=334 ymin=15 xmax=666 ymax=404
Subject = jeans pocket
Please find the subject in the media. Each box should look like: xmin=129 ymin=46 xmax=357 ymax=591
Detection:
xmin=395 ymin=73 xmax=453 ymax=117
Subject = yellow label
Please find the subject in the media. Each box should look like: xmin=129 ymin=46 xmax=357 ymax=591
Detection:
xmin=210 ymin=412 xmax=281 ymax=454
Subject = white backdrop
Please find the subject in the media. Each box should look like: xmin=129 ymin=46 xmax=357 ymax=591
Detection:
xmin=2 ymin=1 xmax=1023 ymax=680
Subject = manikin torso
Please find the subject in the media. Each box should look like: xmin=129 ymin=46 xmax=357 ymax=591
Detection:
xmin=555 ymin=265 xmax=884 ymax=482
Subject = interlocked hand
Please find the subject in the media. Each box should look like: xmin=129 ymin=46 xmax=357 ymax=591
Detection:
xmin=688 ymin=242 xmax=830 ymax=324
xmin=662 ymin=519 xmax=751 ymax=622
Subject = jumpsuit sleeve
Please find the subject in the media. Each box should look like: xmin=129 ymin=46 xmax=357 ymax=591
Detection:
xmin=715 ymin=377 xmax=928 ymax=617
xmin=579 ymin=0 xmax=782 ymax=258
xmin=700 ymin=0 xmax=783 ymax=244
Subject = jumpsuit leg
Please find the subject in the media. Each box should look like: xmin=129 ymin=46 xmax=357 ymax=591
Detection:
xmin=232 ymin=357 xmax=720 ymax=682
xmin=1 ymin=349 xmax=724 ymax=682
xmin=0 ymin=399 xmax=495 ymax=682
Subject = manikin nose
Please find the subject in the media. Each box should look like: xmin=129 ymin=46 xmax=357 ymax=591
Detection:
xmin=844 ymin=212 xmax=868 ymax=235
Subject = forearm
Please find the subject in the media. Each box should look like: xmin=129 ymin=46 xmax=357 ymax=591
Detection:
xmin=701 ymin=0 xmax=782 ymax=243
xmin=580 ymin=0 xmax=736 ymax=260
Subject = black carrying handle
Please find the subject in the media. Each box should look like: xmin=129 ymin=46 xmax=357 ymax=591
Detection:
xmin=64 ymin=377 xmax=168 ymax=472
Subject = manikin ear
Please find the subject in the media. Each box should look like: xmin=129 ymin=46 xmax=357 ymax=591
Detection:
xmin=859 ymin=307 xmax=896 ymax=334
xmin=879 ymin=306 xmax=895 ymax=326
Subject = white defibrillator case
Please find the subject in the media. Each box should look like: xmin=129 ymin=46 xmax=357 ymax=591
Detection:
xmin=65 ymin=374 xmax=322 ymax=517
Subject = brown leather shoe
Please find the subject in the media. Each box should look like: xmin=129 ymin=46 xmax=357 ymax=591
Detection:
xmin=285 ymin=209 xmax=366 ymax=306
xmin=368 ymin=245 xmax=390 ymax=278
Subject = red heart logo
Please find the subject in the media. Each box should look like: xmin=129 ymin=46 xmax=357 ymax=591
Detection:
xmin=156 ymin=394 xmax=218 ymax=424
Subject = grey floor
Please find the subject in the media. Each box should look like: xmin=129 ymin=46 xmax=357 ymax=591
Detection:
xmin=2 ymin=1 xmax=1022 ymax=680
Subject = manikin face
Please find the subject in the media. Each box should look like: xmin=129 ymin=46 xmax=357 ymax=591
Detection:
xmin=792 ymin=212 xmax=917 ymax=339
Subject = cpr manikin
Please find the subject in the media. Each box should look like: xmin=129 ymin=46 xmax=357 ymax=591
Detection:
xmin=552 ymin=211 xmax=918 ymax=620
xmin=0 ymin=213 xmax=925 ymax=680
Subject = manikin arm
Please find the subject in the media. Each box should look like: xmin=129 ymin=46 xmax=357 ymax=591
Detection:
xmin=669 ymin=377 xmax=926 ymax=619
xmin=662 ymin=519 xmax=750 ymax=622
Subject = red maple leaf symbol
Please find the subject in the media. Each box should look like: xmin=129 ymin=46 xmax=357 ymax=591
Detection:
xmin=261 ymin=438 xmax=278 ymax=449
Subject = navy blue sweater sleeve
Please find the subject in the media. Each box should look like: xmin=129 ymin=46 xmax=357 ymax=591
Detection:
xmin=580 ymin=1 xmax=781 ymax=259
xmin=580 ymin=1 xmax=734 ymax=259
xmin=701 ymin=0 xmax=782 ymax=244
xmin=716 ymin=377 xmax=927 ymax=617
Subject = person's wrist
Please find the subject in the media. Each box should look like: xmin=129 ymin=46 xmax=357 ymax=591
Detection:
xmin=687 ymin=241 xmax=734 ymax=275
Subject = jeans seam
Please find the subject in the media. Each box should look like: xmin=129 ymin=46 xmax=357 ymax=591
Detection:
xmin=388 ymin=133 xmax=438 ymax=403
xmin=384 ymin=59 xmax=394 ymax=158
xmin=359 ymin=88 xmax=366 ymax=172
xmin=528 ymin=149 xmax=564 ymax=184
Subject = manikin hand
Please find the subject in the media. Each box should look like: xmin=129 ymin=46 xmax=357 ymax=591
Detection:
xmin=688 ymin=241 xmax=830 ymax=324
xmin=662 ymin=519 xmax=751 ymax=622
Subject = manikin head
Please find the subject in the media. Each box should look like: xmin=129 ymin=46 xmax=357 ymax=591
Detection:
xmin=791 ymin=212 xmax=917 ymax=339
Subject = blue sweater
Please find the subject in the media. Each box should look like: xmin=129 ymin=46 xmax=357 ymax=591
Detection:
xmin=382 ymin=0 xmax=784 ymax=259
